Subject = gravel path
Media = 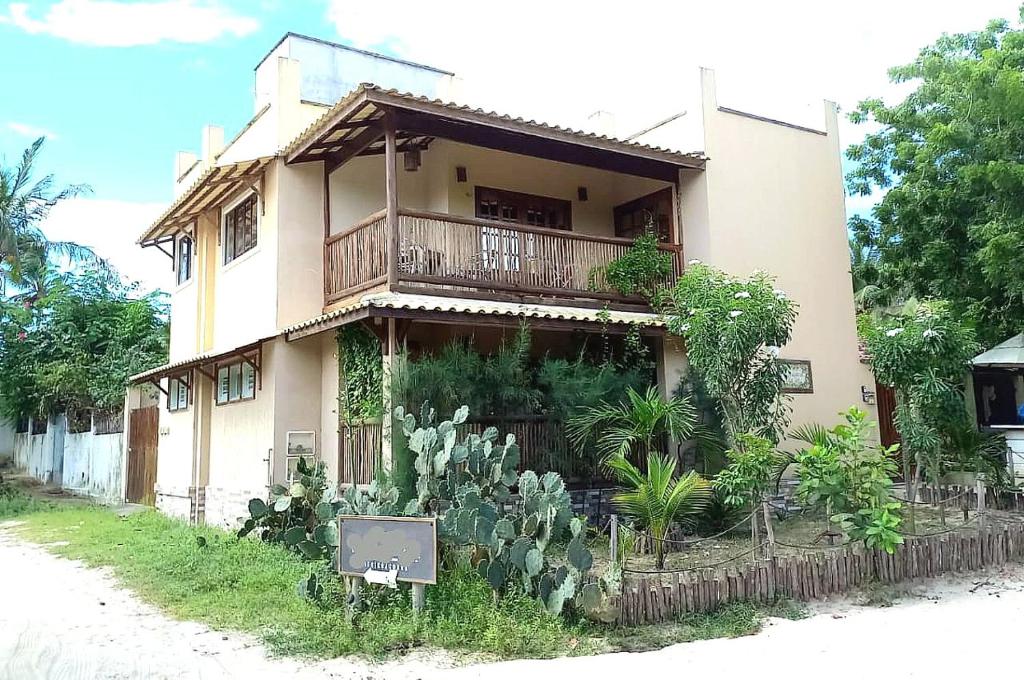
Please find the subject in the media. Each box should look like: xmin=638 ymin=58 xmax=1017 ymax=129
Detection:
xmin=3 ymin=523 xmax=1024 ymax=679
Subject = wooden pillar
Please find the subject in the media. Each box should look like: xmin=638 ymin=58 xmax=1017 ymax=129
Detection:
xmin=381 ymin=317 xmax=397 ymax=471
xmin=384 ymin=110 xmax=399 ymax=291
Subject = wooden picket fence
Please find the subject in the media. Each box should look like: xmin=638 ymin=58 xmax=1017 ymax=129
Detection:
xmin=617 ymin=522 xmax=1024 ymax=626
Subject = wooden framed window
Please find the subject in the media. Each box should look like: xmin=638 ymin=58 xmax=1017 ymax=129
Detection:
xmin=614 ymin=187 xmax=675 ymax=242
xmin=223 ymin=192 xmax=258 ymax=265
xmin=176 ymin=234 xmax=193 ymax=285
xmin=168 ymin=374 xmax=190 ymax=412
xmin=215 ymin=359 xmax=257 ymax=405
xmin=475 ymin=187 xmax=572 ymax=230
xmin=780 ymin=359 xmax=814 ymax=394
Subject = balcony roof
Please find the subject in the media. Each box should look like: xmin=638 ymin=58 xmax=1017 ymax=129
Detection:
xmin=283 ymin=84 xmax=706 ymax=182
xmin=284 ymin=291 xmax=665 ymax=341
xmin=137 ymin=156 xmax=274 ymax=247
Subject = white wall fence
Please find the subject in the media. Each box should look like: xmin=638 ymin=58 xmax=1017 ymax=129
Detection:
xmin=13 ymin=411 xmax=125 ymax=504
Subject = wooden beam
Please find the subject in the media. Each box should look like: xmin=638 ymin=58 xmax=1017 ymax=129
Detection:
xmin=286 ymin=96 xmax=373 ymax=164
xmin=395 ymin=112 xmax=683 ymax=183
xmin=384 ymin=109 xmax=399 ymax=290
xmin=153 ymin=240 xmax=174 ymax=260
xmin=323 ymin=160 xmax=332 ymax=308
xmin=323 ymin=121 xmax=384 ymax=174
xmin=148 ymin=378 xmax=169 ymax=397
xmin=194 ymin=364 xmax=217 ymax=382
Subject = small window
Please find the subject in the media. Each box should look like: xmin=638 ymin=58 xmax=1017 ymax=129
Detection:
xmin=176 ymin=235 xmax=193 ymax=285
xmin=223 ymin=193 xmax=258 ymax=264
xmin=216 ymin=358 xmax=257 ymax=405
xmin=15 ymin=417 xmax=28 ymax=434
xmin=168 ymin=374 xmax=190 ymax=412
xmin=30 ymin=417 xmax=47 ymax=435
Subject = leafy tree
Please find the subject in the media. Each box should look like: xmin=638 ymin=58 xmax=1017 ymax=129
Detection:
xmin=0 ymin=267 xmax=168 ymax=420
xmin=846 ymin=11 xmax=1024 ymax=344
xmin=794 ymin=408 xmax=903 ymax=553
xmin=0 ymin=137 xmax=98 ymax=292
xmin=714 ymin=434 xmax=783 ymax=509
xmin=605 ymin=452 xmax=712 ymax=569
xmin=654 ymin=262 xmax=797 ymax=444
xmin=858 ymin=300 xmax=979 ymax=526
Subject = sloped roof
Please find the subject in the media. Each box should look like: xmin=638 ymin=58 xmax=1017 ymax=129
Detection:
xmin=284 ymin=291 xmax=664 ymax=341
xmin=283 ymin=84 xmax=705 ymax=180
xmin=972 ymin=333 xmax=1024 ymax=367
xmin=137 ymin=156 xmax=274 ymax=246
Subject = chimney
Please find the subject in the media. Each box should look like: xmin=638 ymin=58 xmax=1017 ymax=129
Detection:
xmin=174 ymin=151 xmax=198 ymax=191
xmin=201 ymin=125 xmax=225 ymax=164
xmin=587 ymin=110 xmax=617 ymax=138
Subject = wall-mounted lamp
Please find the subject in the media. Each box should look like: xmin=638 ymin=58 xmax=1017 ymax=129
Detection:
xmin=403 ymin=149 xmax=421 ymax=172
xmin=455 ymin=166 xmax=468 ymax=183
xmin=577 ymin=186 xmax=588 ymax=201
xmin=861 ymin=385 xmax=876 ymax=405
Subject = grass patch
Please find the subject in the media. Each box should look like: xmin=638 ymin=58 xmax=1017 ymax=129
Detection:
xmin=11 ymin=505 xmax=586 ymax=659
xmin=8 ymin=501 xmax=809 ymax=661
xmin=0 ymin=479 xmax=53 ymax=518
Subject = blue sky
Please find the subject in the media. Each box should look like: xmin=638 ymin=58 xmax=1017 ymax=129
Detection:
xmin=1 ymin=1 xmax=343 ymax=202
xmin=1 ymin=0 xmax=1021 ymax=291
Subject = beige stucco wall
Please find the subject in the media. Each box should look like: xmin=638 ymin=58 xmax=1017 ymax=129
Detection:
xmin=276 ymin=160 xmax=326 ymax=330
xmin=320 ymin=333 xmax=340 ymax=483
xmin=681 ymin=69 xmax=876 ymax=443
xmin=270 ymin=335 xmax=323 ymax=484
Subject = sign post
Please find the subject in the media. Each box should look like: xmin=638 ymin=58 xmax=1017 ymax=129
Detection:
xmin=337 ymin=515 xmax=437 ymax=616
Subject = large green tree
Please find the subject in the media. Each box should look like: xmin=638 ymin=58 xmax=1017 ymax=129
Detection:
xmin=847 ymin=10 xmax=1024 ymax=344
xmin=0 ymin=268 xmax=168 ymax=420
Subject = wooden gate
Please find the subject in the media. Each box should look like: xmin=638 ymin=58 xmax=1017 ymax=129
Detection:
xmin=126 ymin=406 xmax=159 ymax=505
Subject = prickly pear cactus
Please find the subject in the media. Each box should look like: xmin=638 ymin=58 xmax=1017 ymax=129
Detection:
xmin=396 ymin=404 xmax=619 ymax=621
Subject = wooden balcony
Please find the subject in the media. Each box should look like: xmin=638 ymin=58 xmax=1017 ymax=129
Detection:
xmin=324 ymin=208 xmax=683 ymax=306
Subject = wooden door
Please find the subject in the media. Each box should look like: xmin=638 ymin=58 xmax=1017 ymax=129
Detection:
xmin=875 ymin=381 xmax=902 ymax=474
xmin=126 ymin=406 xmax=159 ymax=505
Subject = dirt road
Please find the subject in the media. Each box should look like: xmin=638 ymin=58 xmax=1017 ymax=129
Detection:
xmin=3 ymin=526 xmax=1024 ymax=679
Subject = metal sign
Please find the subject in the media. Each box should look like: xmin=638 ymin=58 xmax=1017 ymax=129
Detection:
xmin=337 ymin=515 xmax=437 ymax=585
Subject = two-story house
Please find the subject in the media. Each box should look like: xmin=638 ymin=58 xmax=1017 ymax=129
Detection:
xmin=129 ymin=33 xmax=874 ymax=527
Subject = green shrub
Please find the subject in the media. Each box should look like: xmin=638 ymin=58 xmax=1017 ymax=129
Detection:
xmin=794 ymin=408 xmax=903 ymax=553
xmin=600 ymin=232 xmax=673 ymax=297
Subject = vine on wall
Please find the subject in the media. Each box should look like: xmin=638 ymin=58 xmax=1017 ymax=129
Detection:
xmin=336 ymin=325 xmax=383 ymax=426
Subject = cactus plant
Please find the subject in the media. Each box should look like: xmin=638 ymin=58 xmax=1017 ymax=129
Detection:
xmin=397 ymin=403 xmax=620 ymax=621
xmin=237 ymin=458 xmax=401 ymax=561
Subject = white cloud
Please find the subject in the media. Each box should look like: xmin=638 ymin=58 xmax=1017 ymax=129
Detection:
xmin=39 ymin=198 xmax=171 ymax=293
xmin=325 ymin=0 xmax=1020 ymax=148
xmin=5 ymin=0 xmax=259 ymax=46
xmin=6 ymin=122 xmax=58 ymax=140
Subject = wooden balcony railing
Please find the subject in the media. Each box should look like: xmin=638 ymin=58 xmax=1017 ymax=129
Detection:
xmin=324 ymin=208 xmax=683 ymax=305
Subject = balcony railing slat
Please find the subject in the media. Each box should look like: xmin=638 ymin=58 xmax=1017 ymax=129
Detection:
xmin=324 ymin=208 xmax=681 ymax=305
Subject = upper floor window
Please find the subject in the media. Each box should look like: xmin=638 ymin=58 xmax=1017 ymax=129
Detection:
xmin=168 ymin=374 xmax=190 ymax=412
xmin=223 ymin=193 xmax=258 ymax=265
xmin=475 ymin=187 xmax=572 ymax=230
xmin=216 ymin=359 xmax=256 ymax=405
xmin=614 ymin=188 xmax=674 ymax=242
xmin=176 ymin=235 xmax=193 ymax=286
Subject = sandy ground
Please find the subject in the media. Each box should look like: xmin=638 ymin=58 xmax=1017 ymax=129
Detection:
xmin=3 ymin=524 xmax=1024 ymax=680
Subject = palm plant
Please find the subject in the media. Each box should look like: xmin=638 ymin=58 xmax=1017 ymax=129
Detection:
xmin=566 ymin=386 xmax=697 ymax=464
xmin=0 ymin=137 xmax=98 ymax=294
xmin=605 ymin=452 xmax=712 ymax=569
